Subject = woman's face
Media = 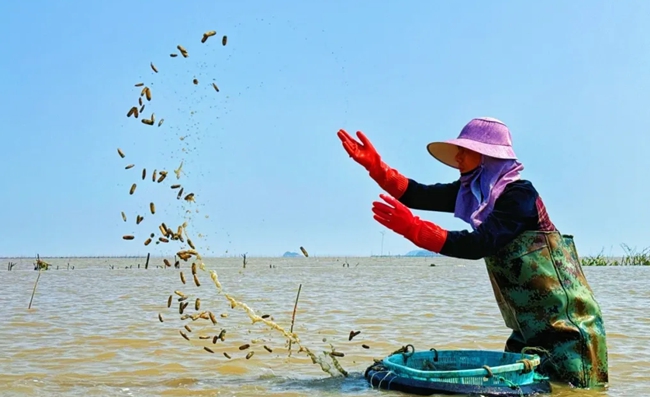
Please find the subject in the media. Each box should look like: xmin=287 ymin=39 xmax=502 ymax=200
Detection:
xmin=455 ymin=146 xmax=482 ymax=173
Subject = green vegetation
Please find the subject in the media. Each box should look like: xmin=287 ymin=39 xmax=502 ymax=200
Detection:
xmin=581 ymin=244 xmax=650 ymax=266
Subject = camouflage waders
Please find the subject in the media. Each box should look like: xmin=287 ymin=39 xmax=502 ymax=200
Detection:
xmin=484 ymin=231 xmax=609 ymax=389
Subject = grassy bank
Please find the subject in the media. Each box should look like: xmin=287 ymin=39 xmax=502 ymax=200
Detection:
xmin=581 ymin=244 xmax=650 ymax=266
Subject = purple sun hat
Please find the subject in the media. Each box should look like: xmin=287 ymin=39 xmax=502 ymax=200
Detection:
xmin=427 ymin=117 xmax=518 ymax=169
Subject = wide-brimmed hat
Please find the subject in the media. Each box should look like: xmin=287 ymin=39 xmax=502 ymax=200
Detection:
xmin=427 ymin=117 xmax=518 ymax=169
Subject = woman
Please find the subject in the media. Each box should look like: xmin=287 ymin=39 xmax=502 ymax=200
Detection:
xmin=337 ymin=117 xmax=609 ymax=389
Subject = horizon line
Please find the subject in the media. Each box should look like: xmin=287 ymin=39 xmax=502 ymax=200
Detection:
xmin=0 ymin=254 xmax=442 ymax=259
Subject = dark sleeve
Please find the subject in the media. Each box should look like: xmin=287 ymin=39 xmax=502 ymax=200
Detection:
xmin=398 ymin=179 xmax=460 ymax=213
xmin=439 ymin=180 xmax=540 ymax=260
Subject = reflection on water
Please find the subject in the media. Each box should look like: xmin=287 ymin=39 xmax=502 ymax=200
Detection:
xmin=0 ymin=256 xmax=648 ymax=396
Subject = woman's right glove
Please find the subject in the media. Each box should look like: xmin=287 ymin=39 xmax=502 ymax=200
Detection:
xmin=337 ymin=129 xmax=409 ymax=199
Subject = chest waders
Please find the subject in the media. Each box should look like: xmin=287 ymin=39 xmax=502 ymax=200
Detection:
xmin=484 ymin=231 xmax=609 ymax=389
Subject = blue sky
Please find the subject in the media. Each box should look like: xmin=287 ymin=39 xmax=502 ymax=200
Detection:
xmin=1 ymin=1 xmax=649 ymax=258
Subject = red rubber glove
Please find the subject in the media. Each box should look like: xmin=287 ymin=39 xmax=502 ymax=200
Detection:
xmin=337 ymin=129 xmax=408 ymax=199
xmin=372 ymin=194 xmax=448 ymax=253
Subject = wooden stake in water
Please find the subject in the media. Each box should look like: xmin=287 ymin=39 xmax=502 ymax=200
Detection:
xmin=28 ymin=270 xmax=42 ymax=309
xmin=288 ymin=283 xmax=302 ymax=356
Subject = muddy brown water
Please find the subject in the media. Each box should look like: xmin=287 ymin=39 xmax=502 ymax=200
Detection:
xmin=1 ymin=256 xmax=648 ymax=396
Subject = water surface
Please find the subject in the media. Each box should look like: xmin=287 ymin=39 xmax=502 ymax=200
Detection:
xmin=1 ymin=256 xmax=647 ymax=396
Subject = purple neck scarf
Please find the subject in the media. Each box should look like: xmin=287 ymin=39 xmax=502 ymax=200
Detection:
xmin=454 ymin=156 xmax=524 ymax=230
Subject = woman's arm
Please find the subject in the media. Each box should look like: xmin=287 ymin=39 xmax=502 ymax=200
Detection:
xmin=439 ymin=180 xmax=540 ymax=260
xmin=398 ymin=179 xmax=460 ymax=213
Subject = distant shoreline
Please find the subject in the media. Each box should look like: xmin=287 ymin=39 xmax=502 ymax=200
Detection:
xmin=0 ymin=255 xmax=441 ymax=259
xmin=2 ymin=245 xmax=649 ymax=267
xmin=2 ymin=252 xmax=648 ymax=267
xmin=0 ymin=250 xmax=442 ymax=260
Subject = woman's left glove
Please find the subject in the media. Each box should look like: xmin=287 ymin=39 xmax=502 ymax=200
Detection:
xmin=372 ymin=194 xmax=448 ymax=253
